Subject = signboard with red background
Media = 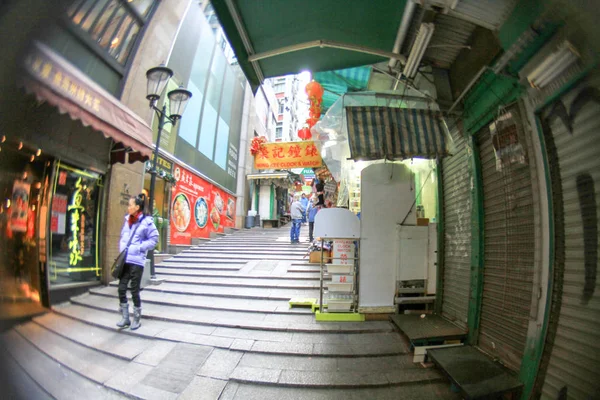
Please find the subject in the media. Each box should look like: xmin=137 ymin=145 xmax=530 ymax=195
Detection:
xmin=170 ymin=163 xmax=236 ymax=245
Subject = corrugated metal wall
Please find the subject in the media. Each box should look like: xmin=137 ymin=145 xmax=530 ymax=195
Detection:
xmin=476 ymin=105 xmax=536 ymax=372
xmin=441 ymin=129 xmax=472 ymax=329
xmin=452 ymin=0 xmax=519 ymax=30
xmin=540 ymin=75 xmax=600 ymax=400
xmin=425 ymin=14 xmax=477 ymax=70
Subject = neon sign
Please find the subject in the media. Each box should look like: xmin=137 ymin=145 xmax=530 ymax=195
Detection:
xmin=67 ymin=177 xmax=84 ymax=266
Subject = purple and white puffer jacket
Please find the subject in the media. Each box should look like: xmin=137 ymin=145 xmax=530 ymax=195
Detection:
xmin=119 ymin=214 xmax=159 ymax=267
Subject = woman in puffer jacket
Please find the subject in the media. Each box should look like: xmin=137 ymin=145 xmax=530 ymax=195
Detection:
xmin=116 ymin=193 xmax=158 ymax=330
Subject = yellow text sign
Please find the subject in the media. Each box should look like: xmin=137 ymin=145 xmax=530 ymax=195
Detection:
xmin=254 ymin=141 xmax=323 ymax=170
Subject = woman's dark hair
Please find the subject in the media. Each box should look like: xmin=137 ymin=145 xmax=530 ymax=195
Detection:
xmin=132 ymin=193 xmax=147 ymax=214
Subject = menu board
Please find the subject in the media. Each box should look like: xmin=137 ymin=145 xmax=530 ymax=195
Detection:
xmin=170 ymin=163 xmax=236 ymax=245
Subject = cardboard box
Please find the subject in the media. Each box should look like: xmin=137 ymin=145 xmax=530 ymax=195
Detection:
xmin=310 ymin=251 xmax=331 ymax=264
xmin=417 ymin=218 xmax=429 ymax=226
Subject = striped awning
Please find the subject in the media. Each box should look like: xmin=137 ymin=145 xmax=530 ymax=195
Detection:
xmin=346 ymin=106 xmax=449 ymax=160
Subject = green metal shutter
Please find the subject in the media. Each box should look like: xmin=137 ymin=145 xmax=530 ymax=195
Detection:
xmin=441 ymin=129 xmax=472 ymax=329
xmin=476 ymin=105 xmax=536 ymax=372
xmin=540 ymin=75 xmax=600 ymax=400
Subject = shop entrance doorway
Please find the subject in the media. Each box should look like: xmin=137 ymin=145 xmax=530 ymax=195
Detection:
xmin=0 ymin=140 xmax=51 ymax=314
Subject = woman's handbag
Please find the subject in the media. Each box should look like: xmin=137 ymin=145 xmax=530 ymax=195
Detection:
xmin=111 ymin=217 xmax=143 ymax=279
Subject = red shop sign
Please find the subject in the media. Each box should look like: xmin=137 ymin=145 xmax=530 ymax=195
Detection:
xmin=170 ymin=164 xmax=236 ymax=245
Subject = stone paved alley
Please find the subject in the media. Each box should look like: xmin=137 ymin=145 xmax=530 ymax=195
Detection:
xmin=1 ymin=226 xmax=459 ymax=399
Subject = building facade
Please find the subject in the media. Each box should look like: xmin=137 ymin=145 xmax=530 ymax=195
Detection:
xmin=0 ymin=0 xmax=249 ymax=309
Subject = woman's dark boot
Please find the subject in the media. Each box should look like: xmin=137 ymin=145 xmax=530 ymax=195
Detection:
xmin=116 ymin=303 xmax=130 ymax=327
xmin=130 ymin=306 xmax=142 ymax=330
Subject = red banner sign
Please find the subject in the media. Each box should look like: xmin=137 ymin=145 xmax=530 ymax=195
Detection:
xmin=170 ymin=164 xmax=236 ymax=245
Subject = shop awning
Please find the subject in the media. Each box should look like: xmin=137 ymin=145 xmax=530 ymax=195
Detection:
xmin=345 ymin=106 xmax=449 ymax=160
xmin=210 ymin=0 xmax=407 ymax=92
xmin=20 ymin=42 xmax=154 ymax=164
xmin=314 ymin=66 xmax=372 ymax=112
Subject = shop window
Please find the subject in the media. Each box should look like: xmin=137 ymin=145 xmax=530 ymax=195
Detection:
xmin=49 ymin=162 xmax=103 ymax=287
xmin=67 ymin=0 xmax=155 ymax=66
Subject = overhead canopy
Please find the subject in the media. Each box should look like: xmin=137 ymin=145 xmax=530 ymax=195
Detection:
xmin=313 ymin=66 xmax=372 ymax=112
xmin=345 ymin=106 xmax=449 ymax=160
xmin=21 ymin=42 xmax=154 ymax=164
xmin=211 ymin=0 xmax=407 ymax=92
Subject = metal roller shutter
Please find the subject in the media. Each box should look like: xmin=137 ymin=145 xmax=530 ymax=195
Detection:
xmin=476 ymin=105 xmax=536 ymax=372
xmin=441 ymin=130 xmax=472 ymax=329
xmin=540 ymin=74 xmax=600 ymax=400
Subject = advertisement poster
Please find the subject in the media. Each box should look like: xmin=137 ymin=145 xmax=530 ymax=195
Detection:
xmin=170 ymin=164 xmax=236 ymax=245
xmin=51 ymin=193 xmax=68 ymax=234
xmin=11 ymin=181 xmax=30 ymax=232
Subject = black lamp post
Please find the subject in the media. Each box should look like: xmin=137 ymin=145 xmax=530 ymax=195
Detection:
xmin=146 ymin=65 xmax=192 ymax=280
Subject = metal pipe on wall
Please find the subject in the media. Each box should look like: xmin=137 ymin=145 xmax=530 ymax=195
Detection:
xmin=388 ymin=0 xmax=417 ymax=69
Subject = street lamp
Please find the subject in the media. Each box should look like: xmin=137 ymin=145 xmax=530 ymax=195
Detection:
xmin=146 ymin=65 xmax=192 ymax=280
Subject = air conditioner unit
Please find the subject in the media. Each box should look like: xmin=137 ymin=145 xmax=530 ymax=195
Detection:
xmin=527 ymin=41 xmax=580 ymax=89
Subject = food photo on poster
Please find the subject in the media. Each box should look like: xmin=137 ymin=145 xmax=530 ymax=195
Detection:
xmin=170 ymin=164 xmax=236 ymax=245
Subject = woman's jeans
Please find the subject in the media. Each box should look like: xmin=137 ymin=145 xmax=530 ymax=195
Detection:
xmin=118 ymin=263 xmax=143 ymax=307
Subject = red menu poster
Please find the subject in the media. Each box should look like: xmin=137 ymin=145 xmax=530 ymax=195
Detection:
xmin=170 ymin=164 xmax=236 ymax=245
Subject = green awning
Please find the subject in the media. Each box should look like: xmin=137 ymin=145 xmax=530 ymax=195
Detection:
xmin=346 ymin=106 xmax=449 ymax=160
xmin=211 ymin=0 xmax=407 ymax=92
xmin=314 ymin=66 xmax=372 ymax=112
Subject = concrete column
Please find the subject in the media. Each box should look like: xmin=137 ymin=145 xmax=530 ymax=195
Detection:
xmin=103 ymin=0 xmax=192 ymax=281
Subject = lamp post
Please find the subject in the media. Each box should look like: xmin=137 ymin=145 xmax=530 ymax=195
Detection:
xmin=146 ymin=65 xmax=192 ymax=280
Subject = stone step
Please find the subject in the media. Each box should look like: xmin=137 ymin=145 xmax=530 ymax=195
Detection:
xmin=187 ymin=247 xmax=308 ymax=255
xmin=156 ymin=262 xmax=244 ymax=271
xmin=53 ymin=303 xmax=405 ymax=356
xmin=90 ymin=286 xmax=313 ymax=315
xmin=0 ymin=336 xmax=55 ymax=400
xmin=16 ymin=320 xmax=216 ymax=399
xmin=155 ymin=269 xmax=322 ymax=281
xmin=160 ymin=275 xmax=322 ymax=290
xmin=12 ymin=322 xmax=131 ymax=388
xmin=203 ymin=241 xmax=310 ymax=247
xmin=288 ymin=267 xmax=320 ymax=273
xmin=167 ymin=256 xmax=248 ymax=264
xmin=113 ymin=281 xmax=320 ymax=301
xmin=32 ymin=313 xmax=154 ymax=361
xmin=229 ymin=352 xmax=443 ymax=388
xmin=177 ymin=252 xmax=307 ymax=261
xmin=69 ymin=294 xmax=393 ymax=334
xmin=1 ymin=329 xmax=126 ymax=399
xmin=222 ymin=382 xmax=460 ymax=399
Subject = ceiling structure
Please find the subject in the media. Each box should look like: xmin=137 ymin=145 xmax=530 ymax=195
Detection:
xmin=211 ymin=0 xmax=520 ymax=96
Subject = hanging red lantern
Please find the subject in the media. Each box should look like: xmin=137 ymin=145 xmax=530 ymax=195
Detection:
xmin=305 ymin=81 xmax=324 ymax=100
xmin=298 ymin=127 xmax=312 ymax=140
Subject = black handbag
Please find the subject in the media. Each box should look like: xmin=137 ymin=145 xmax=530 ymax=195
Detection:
xmin=111 ymin=216 xmax=143 ymax=279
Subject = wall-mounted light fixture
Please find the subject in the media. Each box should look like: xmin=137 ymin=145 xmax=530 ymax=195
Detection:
xmin=403 ymin=23 xmax=435 ymax=79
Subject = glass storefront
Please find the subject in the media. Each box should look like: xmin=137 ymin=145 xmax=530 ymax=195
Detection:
xmin=48 ymin=162 xmax=103 ymax=286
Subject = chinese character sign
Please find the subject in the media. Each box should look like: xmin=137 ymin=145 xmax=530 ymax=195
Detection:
xmin=170 ymin=164 xmax=236 ymax=245
xmin=253 ymin=141 xmax=322 ymax=170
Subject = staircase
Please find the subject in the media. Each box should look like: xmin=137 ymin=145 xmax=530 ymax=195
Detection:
xmin=0 ymin=225 xmax=461 ymax=399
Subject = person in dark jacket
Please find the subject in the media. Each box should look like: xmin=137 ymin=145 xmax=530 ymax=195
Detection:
xmin=116 ymin=194 xmax=159 ymax=330
xmin=307 ymin=197 xmax=320 ymax=242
